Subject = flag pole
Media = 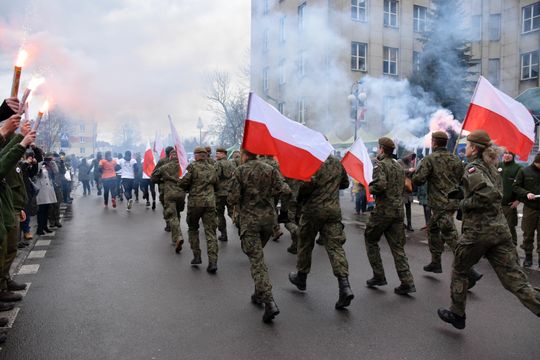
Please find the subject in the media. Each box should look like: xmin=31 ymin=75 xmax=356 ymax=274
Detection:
xmin=452 ymin=76 xmax=482 ymax=154
xmin=241 ymin=93 xmax=253 ymax=150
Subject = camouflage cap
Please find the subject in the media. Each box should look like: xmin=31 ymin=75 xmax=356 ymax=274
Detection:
xmin=467 ymin=130 xmax=491 ymax=147
xmin=534 ymin=152 xmax=540 ymax=164
xmin=432 ymin=131 xmax=449 ymax=141
xmin=194 ymin=147 xmax=207 ymax=154
xmin=378 ymin=137 xmax=395 ymax=149
xmin=216 ymin=147 xmax=228 ymax=154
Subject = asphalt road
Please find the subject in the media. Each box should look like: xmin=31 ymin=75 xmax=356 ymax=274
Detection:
xmin=1 ymin=190 xmax=539 ymax=360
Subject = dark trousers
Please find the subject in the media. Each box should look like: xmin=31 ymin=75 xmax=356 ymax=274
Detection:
xmin=81 ymin=180 xmax=91 ymax=195
xmin=103 ymin=178 xmax=117 ymax=204
xmin=133 ymin=178 xmax=141 ymax=200
xmin=62 ymin=180 xmax=71 ymax=203
xmin=141 ymin=179 xmax=156 ymax=201
xmin=122 ymin=178 xmax=134 ymax=200
xmin=422 ymin=205 xmax=431 ymax=226
xmin=404 ymin=203 xmax=412 ymax=227
xmin=355 ymin=191 xmax=367 ymax=213
xmin=37 ymin=204 xmax=50 ymax=232
xmin=94 ymin=176 xmax=102 ymax=194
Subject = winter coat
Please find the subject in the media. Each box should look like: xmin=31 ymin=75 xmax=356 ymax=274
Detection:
xmin=36 ymin=163 xmax=58 ymax=205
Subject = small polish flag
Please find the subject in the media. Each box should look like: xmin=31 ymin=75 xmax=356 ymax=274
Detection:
xmin=143 ymin=141 xmax=155 ymax=177
xmin=242 ymin=93 xmax=334 ymax=181
xmin=341 ymin=136 xmax=374 ymax=201
xmin=169 ymin=115 xmax=188 ymax=177
xmin=463 ymin=76 xmax=535 ymax=159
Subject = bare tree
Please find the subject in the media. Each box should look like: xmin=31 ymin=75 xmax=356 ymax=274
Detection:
xmin=115 ymin=117 xmax=141 ymax=150
xmin=36 ymin=108 xmax=72 ymax=153
xmin=206 ymin=70 xmax=248 ymax=147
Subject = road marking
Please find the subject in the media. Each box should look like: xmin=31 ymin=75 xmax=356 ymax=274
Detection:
xmin=28 ymin=250 xmax=46 ymax=259
xmin=39 ymin=232 xmax=56 ymax=237
xmin=2 ymin=307 xmax=20 ymax=328
xmin=16 ymin=264 xmax=40 ymax=275
xmin=35 ymin=240 xmax=51 ymax=247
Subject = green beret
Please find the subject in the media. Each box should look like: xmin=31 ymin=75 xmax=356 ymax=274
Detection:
xmin=467 ymin=130 xmax=491 ymax=147
xmin=432 ymin=131 xmax=449 ymax=141
xmin=194 ymin=147 xmax=207 ymax=154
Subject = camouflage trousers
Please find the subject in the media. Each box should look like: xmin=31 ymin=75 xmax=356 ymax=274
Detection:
xmin=296 ymin=213 xmax=349 ymax=277
xmin=502 ymin=205 xmax=519 ymax=246
xmin=364 ymin=214 xmax=414 ymax=285
xmin=521 ymin=207 xmax=540 ymax=255
xmin=3 ymin=211 xmax=19 ymax=285
xmin=186 ymin=206 xmax=218 ymax=262
xmin=216 ymin=196 xmax=229 ymax=237
xmin=428 ymin=209 xmax=458 ymax=264
xmin=450 ymin=231 xmax=540 ymax=317
xmin=164 ymin=199 xmax=184 ymax=245
xmin=240 ymin=219 xmax=274 ymax=302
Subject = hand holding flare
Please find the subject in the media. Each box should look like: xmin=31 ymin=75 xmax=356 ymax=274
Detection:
xmin=18 ymin=77 xmax=45 ymax=115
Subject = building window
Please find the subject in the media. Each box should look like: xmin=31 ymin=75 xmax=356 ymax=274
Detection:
xmin=298 ymin=51 xmax=306 ymax=77
xmin=383 ymin=0 xmax=398 ymax=28
xmin=298 ymin=2 xmax=306 ymax=30
xmin=469 ymin=60 xmax=482 ymax=77
xmin=413 ymin=5 xmax=427 ymax=33
xmin=263 ymin=67 xmax=270 ymax=93
xmin=522 ymin=2 xmax=540 ymax=33
xmin=278 ymin=102 xmax=285 ymax=114
xmin=80 ymin=137 xmax=85 ymax=144
xmin=521 ymin=51 xmax=539 ymax=80
xmin=351 ymin=42 xmax=367 ymax=71
xmin=263 ymin=29 xmax=270 ymax=52
xmin=471 ymin=15 xmax=482 ymax=41
xmin=80 ymin=147 xmax=85 ymax=154
xmin=297 ymin=98 xmax=306 ymax=124
xmin=263 ymin=0 xmax=269 ymax=15
xmin=489 ymin=14 xmax=501 ymax=41
xmin=383 ymin=46 xmax=398 ymax=75
xmin=279 ymin=59 xmax=286 ymax=85
xmin=351 ymin=0 xmax=367 ymax=22
xmin=413 ymin=51 xmax=421 ymax=72
xmin=279 ymin=16 xmax=286 ymax=43
xmin=488 ymin=59 xmax=500 ymax=86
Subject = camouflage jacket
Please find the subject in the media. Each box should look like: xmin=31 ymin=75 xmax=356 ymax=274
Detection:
xmin=150 ymin=160 xmax=186 ymax=205
xmin=228 ymin=159 xmax=290 ymax=227
xmin=412 ymin=147 xmax=464 ymax=211
xmin=298 ymin=156 xmax=348 ymax=221
xmin=0 ymin=133 xmax=28 ymax=210
xmin=179 ymin=160 xmax=217 ymax=208
xmin=215 ymin=158 xmax=235 ymax=197
xmin=369 ymin=154 xmax=404 ymax=219
xmin=0 ymin=133 xmax=27 ymax=231
xmin=230 ymin=157 xmax=241 ymax=168
xmin=152 ymin=157 xmax=170 ymax=185
xmin=461 ymin=157 xmax=508 ymax=235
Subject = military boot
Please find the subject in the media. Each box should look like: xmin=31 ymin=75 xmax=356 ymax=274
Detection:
xmin=423 ymin=262 xmax=442 ymax=273
xmin=366 ymin=276 xmax=387 ymax=288
xmin=0 ymin=317 xmax=9 ymax=327
xmin=7 ymin=279 xmax=27 ymax=291
xmin=175 ymin=239 xmax=183 ymax=254
xmin=262 ymin=301 xmax=280 ymax=323
xmin=523 ymin=253 xmax=533 ymax=267
xmin=164 ymin=223 xmax=171 ymax=232
xmin=437 ymin=308 xmax=466 ymax=330
xmin=288 ymin=271 xmax=307 ymax=291
xmin=218 ymin=234 xmax=228 ymax=242
xmin=191 ymin=252 xmax=202 ymax=265
xmin=0 ymin=302 xmax=15 ymax=312
xmin=467 ymin=268 xmax=483 ymax=290
xmin=394 ymin=283 xmax=416 ymax=295
xmin=251 ymin=292 xmax=264 ymax=305
xmin=335 ymin=277 xmax=354 ymax=309
xmin=207 ymin=262 xmax=218 ymax=274
xmin=0 ymin=291 xmax=22 ymax=302
xmin=286 ymin=245 xmax=297 ymax=255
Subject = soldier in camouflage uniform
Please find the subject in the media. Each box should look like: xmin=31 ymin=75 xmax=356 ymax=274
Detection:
xmin=438 ymin=130 xmax=540 ymax=330
xmin=288 ymin=155 xmax=354 ymax=310
xmin=364 ymin=137 xmax=416 ymax=295
xmin=153 ymin=146 xmax=174 ymax=232
xmin=205 ymin=146 xmax=216 ymax=167
xmin=280 ymin=177 xmax=301 ymax=254
xmin=228 ymin=149 xmax=290 ymax=323
xmin=230 ymin=150 xmax=241 ymax=168
xmin=151 ymin=151 xmax=186 ymax=253
xmin=259 ymin=155 xmax=284 ymax=241
xmin=179 ymin=147 xmax=219 ymax=273
xmin=215 ymin=147 xmax=235 ymax=242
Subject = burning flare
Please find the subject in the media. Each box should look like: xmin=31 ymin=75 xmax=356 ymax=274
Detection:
xmin=15 ymin=49 xmax=29 ymax=67
xmin=28 ymin=76 xmax=45 ymax=91
xmin=39 ymin=100 xmax=50 ymax=114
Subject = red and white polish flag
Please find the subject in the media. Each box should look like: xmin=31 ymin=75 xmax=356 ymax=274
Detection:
xmin=242 ymin=93 xmax=334 ymax=181
xmin=463 ymin=76 xmax=535 ymax=159
xmin=341 ymin=136 xmax=374 ymax=202
xmin=143 ymin=141 xmax=156 ymax=177
xmin=153 ymin=131 xmax=165 ymax=160
xmin=169 ymin=116 xmax=188 ymax=177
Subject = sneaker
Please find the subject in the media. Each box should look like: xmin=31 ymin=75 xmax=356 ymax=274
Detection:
xmin=0 ymin=291 xmax=22 ymax=302
xmin=146 ymin=201 xmax=151 ymax=207
xmin=7 ymin=280 xmax=27 ymax=291
xmin=23 ymin=232 xmax=33 ymax=240
xmin=0 ymin=302 xmax=15 ymax=312
xmin=127 ymin=199 xmax=133 ymax=210
xmin=152 ymin=201 xmax=156 ymax=210
xmin=112 ymin=198 xmax=117 ymax=208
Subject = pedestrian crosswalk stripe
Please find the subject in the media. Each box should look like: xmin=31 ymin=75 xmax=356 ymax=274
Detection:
xmin=39 ymin=232 xmax=56 ymax=237
xmin=16 ymin=264 xmax=40 ymax=275
xmin=35 ymin=240 xmax=51 ymax=247
xmin=2 ymin=307 xmax=20 ymax=328
xmin=28 ymin=250 xmax=46 ymax=259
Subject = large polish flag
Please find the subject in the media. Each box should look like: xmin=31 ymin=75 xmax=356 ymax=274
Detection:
xmin=341 ymin=136 xmax=374 ymax=201
xmin=143 ymin=141 xmax=156 ymax=177
xmin=463 ymin=76 xmax=535 ymax=159
xmin=242 ymin=93 xmax=334 ymax=181
xmin=153 ymin=132 xmax=165 ymax=160
xmin=169 ymin=116 xmax=189 ymax=177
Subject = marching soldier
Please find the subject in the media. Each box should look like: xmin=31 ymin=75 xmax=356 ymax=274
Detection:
xmin=153 ymin=146 xmax=174 ymax=232
xmin=151 ymin=150 xmax=186 ymax=253
xmin=288 ymin=154 xmax=354 ymax=310
xmin=438 ymin=131 xmax=540 ymax=329
xmin=179 ymin=147 xmax=218 ymax=273
xmin=228 ymin=149 xmax=290 ymax=323
xmin=364 ymin=137 xmax=416 ymax=295
xmin=215 ymin=147 xmax=235 ymax=242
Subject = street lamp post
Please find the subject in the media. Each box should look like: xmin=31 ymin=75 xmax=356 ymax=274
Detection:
xmin=197 ymin=117 xmax=204 ymax=146
xmin=348 ymin=80 xmax=367 ymax=141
